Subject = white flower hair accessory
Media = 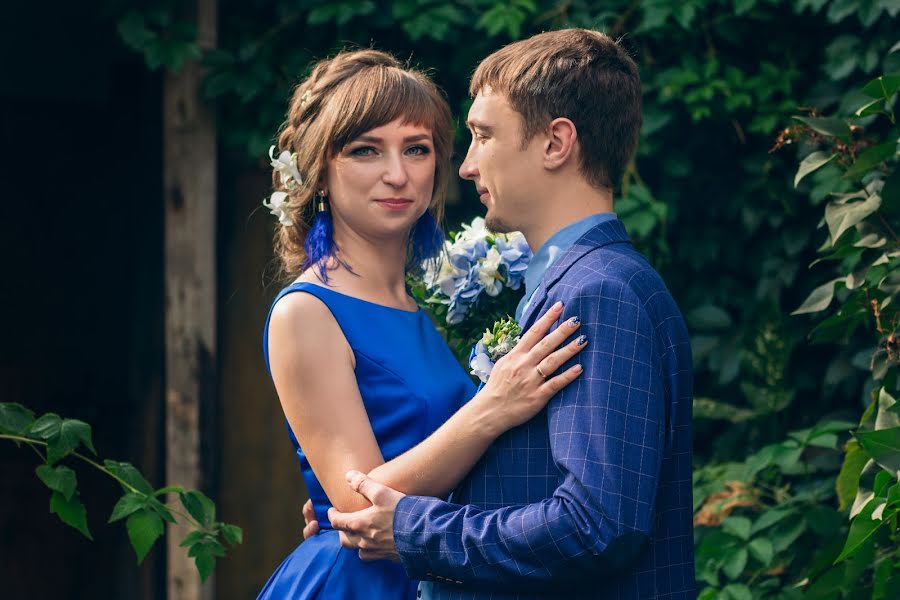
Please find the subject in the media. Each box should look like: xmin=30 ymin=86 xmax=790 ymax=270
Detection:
xmin=263 ymin=191 xmax=293 ymax=226
xmin=269 ymin=145 xmax=303 ymax=190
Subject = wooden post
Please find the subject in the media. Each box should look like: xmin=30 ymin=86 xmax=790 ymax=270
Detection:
xmin=163 ymin=0 xmax=217 ymax=598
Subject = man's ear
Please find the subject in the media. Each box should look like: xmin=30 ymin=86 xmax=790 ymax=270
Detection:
xmin=543 ymin=117 xmax=577 ymax=171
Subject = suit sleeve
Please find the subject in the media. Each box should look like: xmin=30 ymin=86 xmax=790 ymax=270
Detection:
xmin=393 ymin=281 xmax=666 ymax=589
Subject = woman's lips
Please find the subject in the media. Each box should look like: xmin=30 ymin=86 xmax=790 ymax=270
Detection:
xmin=374 ymin=198 xmax=414 ymax=210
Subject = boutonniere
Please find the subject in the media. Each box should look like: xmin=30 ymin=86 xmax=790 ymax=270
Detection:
xmin=468 ymin=317 xmax=522 ymax=383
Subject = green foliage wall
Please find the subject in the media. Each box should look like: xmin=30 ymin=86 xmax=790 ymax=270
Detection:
xmin=115 ymin=0 xmax=900 ymax=596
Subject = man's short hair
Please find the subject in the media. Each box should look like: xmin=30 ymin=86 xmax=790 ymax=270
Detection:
xmin=470 ymin=29 xmax=642 ymax=190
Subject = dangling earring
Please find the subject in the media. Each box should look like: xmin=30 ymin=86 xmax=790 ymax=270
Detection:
xmin=316 ymin=189 xmax=329 ymax=213
xmin=304 ymin=189 xmax=337 ymax=283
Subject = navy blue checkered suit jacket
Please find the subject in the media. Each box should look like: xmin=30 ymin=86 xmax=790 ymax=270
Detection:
xmin=393 ymin=219 xmax=695 ymax=599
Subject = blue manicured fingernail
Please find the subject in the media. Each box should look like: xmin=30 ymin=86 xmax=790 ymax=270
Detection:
xmin=577 ymin=335 xmax=588 ymax=346
xmin=569 ymin=316 xmax=580 ymax=327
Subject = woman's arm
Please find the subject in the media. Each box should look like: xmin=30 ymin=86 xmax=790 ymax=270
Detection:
xmin=268 ymin=294 xmax=584 ymax=513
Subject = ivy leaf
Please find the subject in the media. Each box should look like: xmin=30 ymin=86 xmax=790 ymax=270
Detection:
xmin=844 ymin=141 xmax=898 ymax=181
xmin=187 ymin=540 xmax=226 ymax=582
xmin=180 ymin=490 xmax=215 ymax=526
xmin=50 ymin=490 xmax=92 ymax=540
xmin=29 ymin=413 xmax=62 ymax=440
xmin=126 ymin=508 xmax=165 ymax=564
xmin=837 ymin=441 xmax=871 ymax=511
xmin=862 ymin=75 xmax=900 ymax=100
xmin=721 ymin=584 xmax=752 ymax=600
xmin=722 ymin=547 xmax=748 ymax=579
xmin=748 ymin=537 xmax=774 ymax=566
xmin=795 ymin=151 xmax=836 ymax=187
xmin=0 ymin=403 xmax=35 ymax=435
xmin=36 ymin=464 xmax=77 ymax=501
xmin=750 ymin=507 xmax=794 ymax=536
xmin=880 ymin=170 xmax=900 ymax=219
xmin=770 ymin=517 xmax=806 ymax=553
xmin=146 ymin=495 xmax=176 ymax=524
xmin=835 ymin=498 xmax=886 ymax=563
xmin=47 ymin=419 xmax=96 ymax=464
xmin=855 ymin=426 xmax=900 ymax=472
xmin=791 ymin=277 xmax=845 ymax=315
xmin=722 ymin=516 xmax=752 ymax=541
xmin=109 ymin=493 xmax=148 ymax=523
xmin=687 ymin=305 xmax=732 ymax=330
xmin=221 ymin=524 xmax=243 ymax=546
xmin=692 ymin=397 xmax=756 ymax=423
xmin=792 ymin=116 xmax=850 ymax=139
xmin=824 ymin=195 xmax=881 ymax=244
xmin=104 ymin=460 xmax=154 ymax=495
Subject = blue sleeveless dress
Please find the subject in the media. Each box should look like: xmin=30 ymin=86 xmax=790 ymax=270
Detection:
xmin=258 ymin=282 xmax=476 ymax=599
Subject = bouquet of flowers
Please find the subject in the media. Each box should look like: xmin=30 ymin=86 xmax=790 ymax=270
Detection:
xmin=410 ymin=217 xmax=532 ymax=366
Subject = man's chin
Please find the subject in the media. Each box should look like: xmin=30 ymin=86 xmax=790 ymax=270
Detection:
xmin=485 ymin=212 xmax=515 ymax=234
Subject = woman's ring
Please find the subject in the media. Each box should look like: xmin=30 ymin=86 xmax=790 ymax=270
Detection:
xmin=535 ymin=364 xmax=547 ymax=379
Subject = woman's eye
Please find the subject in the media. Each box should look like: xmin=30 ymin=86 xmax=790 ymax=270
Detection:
xmin=406 ymin=145 xmax=431 ymax=156
xmin=350 ymin=146 xmax=376 ymax=156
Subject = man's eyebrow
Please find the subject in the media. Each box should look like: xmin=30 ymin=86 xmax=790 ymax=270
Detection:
xmin=466 ymin=120 xmax=493 ymax=133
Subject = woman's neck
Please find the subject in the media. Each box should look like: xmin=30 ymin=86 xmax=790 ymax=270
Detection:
xmin=301 ymin=226 xmax=413 ymax=307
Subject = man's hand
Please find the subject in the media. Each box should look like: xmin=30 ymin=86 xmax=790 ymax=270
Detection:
xmin=327 ymin=470 xmax=405 ymax=562
xmin=302 ymin=498 xmax=319 ymax=539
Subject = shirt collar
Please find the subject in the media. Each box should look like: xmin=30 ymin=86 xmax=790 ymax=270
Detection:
xmin=515 ymin=212 xmax=617 ymax=320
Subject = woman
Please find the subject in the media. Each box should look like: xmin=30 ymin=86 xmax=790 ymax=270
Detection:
xmin=259 ymin=49 xmax=587 ymax=599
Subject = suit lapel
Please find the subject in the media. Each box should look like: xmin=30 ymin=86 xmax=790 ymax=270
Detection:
xmin=518 ymin=219 xmax=632 ymax=329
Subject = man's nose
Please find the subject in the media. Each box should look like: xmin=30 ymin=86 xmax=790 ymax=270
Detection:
xmin=459 ymin=145 xmax=477 ymax=181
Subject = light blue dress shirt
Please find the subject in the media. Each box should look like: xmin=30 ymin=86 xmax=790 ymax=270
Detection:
xmin=514 ymin=212 xmax=618 ymax=321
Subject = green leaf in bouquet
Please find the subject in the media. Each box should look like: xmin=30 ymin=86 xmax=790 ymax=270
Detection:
xmin=126 ymin=508 xmax=165 ymax=564
xmin=50 ymin=490 xmax=92 ymax=540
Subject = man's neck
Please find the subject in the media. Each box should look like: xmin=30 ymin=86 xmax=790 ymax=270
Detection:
xmin=522 ymin=180 xmax=614 ymax=252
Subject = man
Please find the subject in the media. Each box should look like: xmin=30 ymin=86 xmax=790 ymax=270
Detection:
xmin=323 ymin=29 xmax=695 ymax=598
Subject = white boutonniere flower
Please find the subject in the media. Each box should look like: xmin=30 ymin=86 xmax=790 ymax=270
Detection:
xmin=468 ymin=317 xmax=522 ymax=383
